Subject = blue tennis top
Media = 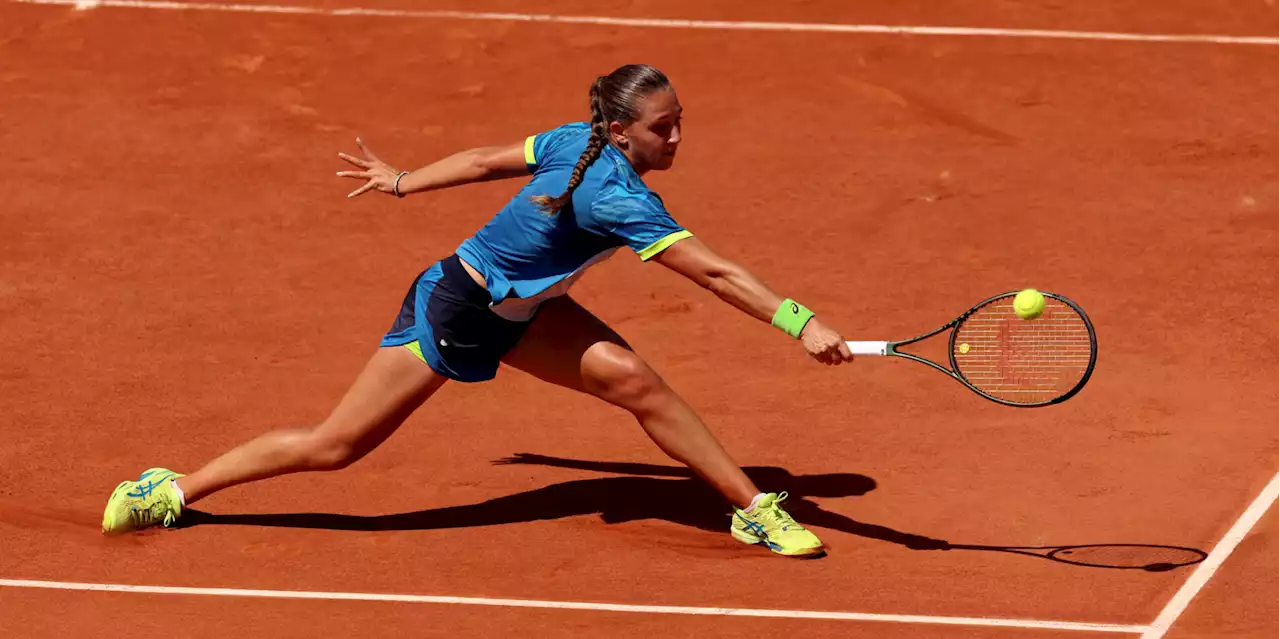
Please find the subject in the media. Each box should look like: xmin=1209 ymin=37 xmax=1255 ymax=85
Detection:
xmin=455 ymin=122 xmax=692 ymax=321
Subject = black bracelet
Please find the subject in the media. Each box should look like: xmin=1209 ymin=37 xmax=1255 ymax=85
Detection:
xmin=392 ymin=171 xmax=410 ymax=198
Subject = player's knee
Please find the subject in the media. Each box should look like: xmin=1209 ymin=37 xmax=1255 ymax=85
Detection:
xmin=584 ymin=344 xmax=665 ymax=408
xmin=300 ymin=433 xmax=359 ymax=471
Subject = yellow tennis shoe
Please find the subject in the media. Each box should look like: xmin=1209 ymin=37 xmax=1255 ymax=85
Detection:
xmin=730 ymin=492 xmax=825 ymax=557
xmin=101 ymin=468 xmax=185 ymax=534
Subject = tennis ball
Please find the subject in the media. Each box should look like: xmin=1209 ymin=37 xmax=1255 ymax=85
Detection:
xmin=1013 ymin=289 xmax=1046 ymax=320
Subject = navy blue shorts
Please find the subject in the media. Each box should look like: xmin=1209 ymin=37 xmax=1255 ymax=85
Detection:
xmin=381 ymin=255 xmax=534 ymax=382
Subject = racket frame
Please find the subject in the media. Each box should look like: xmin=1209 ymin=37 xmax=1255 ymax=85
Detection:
xmin=845 ymin=291 xmax=1097 ymax=407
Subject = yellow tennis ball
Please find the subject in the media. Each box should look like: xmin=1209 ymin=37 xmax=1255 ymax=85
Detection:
xmin=1013 ymin=289 xmax=1046 ymax=320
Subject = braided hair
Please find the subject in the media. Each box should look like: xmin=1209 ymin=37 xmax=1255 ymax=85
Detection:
xmin=532 ymin=64 xmax=671 ymax=214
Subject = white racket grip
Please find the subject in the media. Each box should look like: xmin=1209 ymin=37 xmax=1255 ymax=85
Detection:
xmin=845 ymin=341 xmax=889 ymax=356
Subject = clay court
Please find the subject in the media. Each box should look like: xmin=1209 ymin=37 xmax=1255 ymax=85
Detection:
xmin=0 ymin=1 xmax=1276 ymax=637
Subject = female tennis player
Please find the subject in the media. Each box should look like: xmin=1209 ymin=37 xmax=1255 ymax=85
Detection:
xmin=102 ymin=64 xmax=855 ymax=558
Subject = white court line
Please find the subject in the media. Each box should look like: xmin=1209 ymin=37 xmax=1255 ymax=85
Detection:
xmin=1141 ymin=472 xmax=1280 ymax=639
xmin=10 ymin=0 xmax=1279 ymax=45
xmin=0 ymin=578 xmax=1150 ymax=633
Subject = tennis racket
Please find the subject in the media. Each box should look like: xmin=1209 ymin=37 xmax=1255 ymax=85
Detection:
xmin=845 ymin=291 xmax=1097 ymax=407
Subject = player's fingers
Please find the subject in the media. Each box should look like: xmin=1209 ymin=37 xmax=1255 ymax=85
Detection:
xmin=837 ymin=341 xmax=854 ymax=362
xmin=818 ymin=344 xmax=837 ymax=364
xmin=336 ymin=170 xmax=372 ymax=179
xmin=828 ymin=346 xmax=849 ymax=365
xmin=356 ymin=137 xmax=382 ymax=162
xmin=338 ymin=152 xmax=371 ymax=169
xmin=347 ymin=180 xmax=377 ymax=198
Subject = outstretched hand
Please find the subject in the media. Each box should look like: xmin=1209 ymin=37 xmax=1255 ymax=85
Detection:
xmin=336 ymin=138 xmax=403 ymax=198
xmin=800 ymin=318 xmax=854 ymax=366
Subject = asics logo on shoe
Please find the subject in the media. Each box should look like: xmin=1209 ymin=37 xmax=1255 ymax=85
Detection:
xmin=736 ymin=514 xmax=768 ymax=537
xmin=127 ymin=480 xmax=162 ymax=499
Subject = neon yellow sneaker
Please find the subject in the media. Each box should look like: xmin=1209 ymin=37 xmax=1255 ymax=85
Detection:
xmin=101 ymin=468 xmax=185 ymax=535
xmin=731 ymin=492 xmax=825 ymax=557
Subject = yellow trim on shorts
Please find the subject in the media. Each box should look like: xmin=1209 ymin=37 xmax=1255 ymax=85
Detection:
xmin=637 ymin=230 xmax=694 ymax=261
xmin=404 ymin=340 xmax=427 ymax=363
xmin=523 ymin=135 xmax=537 ymax=169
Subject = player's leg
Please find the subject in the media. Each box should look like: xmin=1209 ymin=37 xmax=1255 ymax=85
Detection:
xmin=502 ymin=296 xmax=757 ymax=508
xmin=501 ymin=296 xmax=824 ymax=556
xmin=102 ymin=259 xmax=473 ymax=535
xmin=177 ymin=346 xmax=447 ymax=503
xmin=101 ymin=346 xmax=447 ymax=534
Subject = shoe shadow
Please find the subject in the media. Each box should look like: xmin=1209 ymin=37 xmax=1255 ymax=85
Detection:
xmin=181 ymin=453 xmax=1206 ymax=570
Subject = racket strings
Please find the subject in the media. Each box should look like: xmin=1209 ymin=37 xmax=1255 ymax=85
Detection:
xmin=952 ymin=297 xmax=1093 ymax=404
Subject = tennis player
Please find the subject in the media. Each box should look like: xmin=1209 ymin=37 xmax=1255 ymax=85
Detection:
xmin=102 ymin=64 xmax=855 ymax=558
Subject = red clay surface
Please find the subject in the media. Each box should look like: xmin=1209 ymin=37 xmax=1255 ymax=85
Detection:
xmin=0 ymin=588 xmax=1123 ymax=639
xmin=1 ymin=1 xmax=1276 ymax=637
xmin=173 ymin=0 xmax=1280 ymax=37
xmin=1166 ymin=503 xmax=1279 ymax=639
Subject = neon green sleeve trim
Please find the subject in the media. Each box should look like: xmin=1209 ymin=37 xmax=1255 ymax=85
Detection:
xmin=637 ymin=230 xmax=694 ymax=261
xmin=523 ymin=135 xmax=537 ymax=170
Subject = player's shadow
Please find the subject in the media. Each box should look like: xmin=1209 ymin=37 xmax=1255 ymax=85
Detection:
xmin=182 ymin=454 xmax=916 ymax=542
xmin=181 ymin=454 xmax=1206 ymax=570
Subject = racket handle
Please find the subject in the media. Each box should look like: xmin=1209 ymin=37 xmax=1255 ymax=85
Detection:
xmin=846 ymin=341 xmax=889 ymax=356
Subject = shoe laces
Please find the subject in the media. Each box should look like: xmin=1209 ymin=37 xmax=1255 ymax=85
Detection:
xmin=762 ymin=492 xmax=800 ymax=529
xmin=129 ymin=504 xmax=158 ymax=527
xmin=128 ymin=480 xmax=179 ymax=527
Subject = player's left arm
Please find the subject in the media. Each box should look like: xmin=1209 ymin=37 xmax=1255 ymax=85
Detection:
xmin=652 ymin=236 xmax=854 ymax=365
xmin=336 ymin=137 xmax=529 ymax=199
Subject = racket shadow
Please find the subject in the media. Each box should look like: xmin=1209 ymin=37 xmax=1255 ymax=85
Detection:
xmin=940 ymin=543 xmax=1207 ymax=571
xmin=179 ymin=453 xmax=1205 ymax=571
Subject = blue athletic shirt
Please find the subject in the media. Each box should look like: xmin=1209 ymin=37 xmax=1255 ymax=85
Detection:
xmin=455 ymin=122 xmax=693 ymax=321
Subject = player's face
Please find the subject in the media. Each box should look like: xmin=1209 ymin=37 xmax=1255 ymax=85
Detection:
xmin=612 ymin=88 xmax=682 ymax=174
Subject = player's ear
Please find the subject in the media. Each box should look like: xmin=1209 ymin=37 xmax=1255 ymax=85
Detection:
xmin=609 ymin=120 xmax=628 ymax=148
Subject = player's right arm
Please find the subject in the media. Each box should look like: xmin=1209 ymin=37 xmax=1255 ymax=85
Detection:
xmin=653 ymin=236 xmax=854 ymax=366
